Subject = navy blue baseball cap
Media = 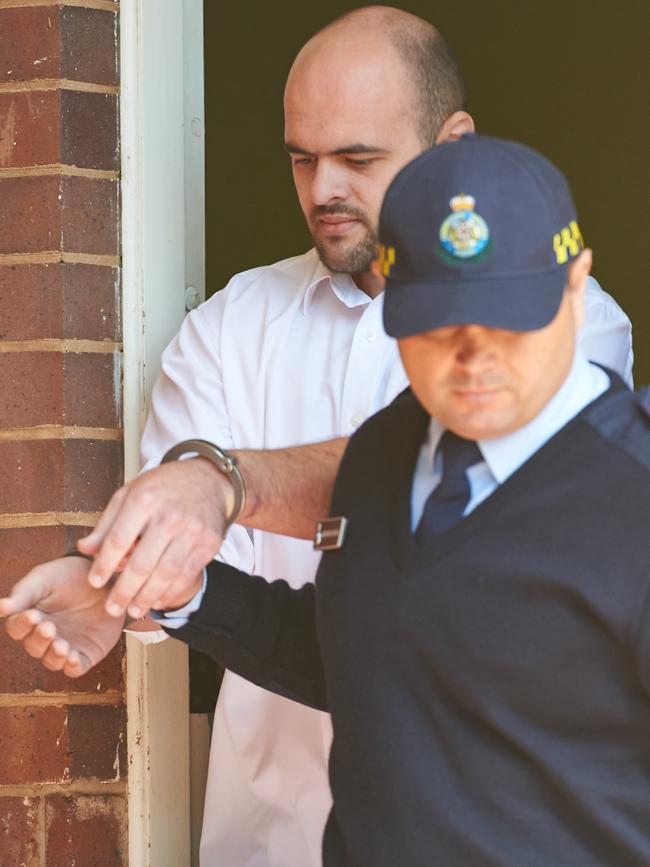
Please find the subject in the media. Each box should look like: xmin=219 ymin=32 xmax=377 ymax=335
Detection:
xmin=379 ymin=133 xmax=585 ymax=337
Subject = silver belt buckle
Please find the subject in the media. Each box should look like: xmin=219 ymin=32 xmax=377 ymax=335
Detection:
xmin=314 ymin=516 xmax=348 ymax=551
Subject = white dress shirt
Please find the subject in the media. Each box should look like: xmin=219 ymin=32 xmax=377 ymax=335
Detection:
xmin=138 ymin=246 xmax=632 ymax=867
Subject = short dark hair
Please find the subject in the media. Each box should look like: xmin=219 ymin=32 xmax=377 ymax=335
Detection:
xmin=390 ymin=25 xmax=466 ymax=146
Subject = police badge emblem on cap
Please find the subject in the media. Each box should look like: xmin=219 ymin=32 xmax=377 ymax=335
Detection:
xmin=438 ymin=194 xmax=491 ymax=263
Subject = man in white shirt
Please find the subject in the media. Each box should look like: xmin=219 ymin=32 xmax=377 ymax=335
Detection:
xmin=1 ymin=7 xmax=633 ymax=867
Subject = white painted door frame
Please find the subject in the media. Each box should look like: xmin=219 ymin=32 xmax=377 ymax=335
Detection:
xmin=120 ymin=1 xmax=205 ymax=863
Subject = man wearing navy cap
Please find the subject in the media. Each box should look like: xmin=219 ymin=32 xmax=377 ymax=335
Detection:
xmin=4 ymin=135 xmax=650 ymax=866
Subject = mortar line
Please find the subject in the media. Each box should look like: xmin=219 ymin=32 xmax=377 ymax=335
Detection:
xmin=0 ymin=0 xmax=118 ymax=9
xmin=0 ymin=252 xmax=119 ymax=267
xmin=0 ymin=781 xmax=128 ymax=798
xmin=0 ymin=512 xmax=101 ymax=529
xmin=0 ymin=338 xmax=120 ymax=353
xmin=0 ymin=164 xmax=119 ymax=181
xmin=0 ymin=691 xmax=123 ymax=707
xmin=0 ymin=426 xmax=123 ymax=442
xmin=0 ymin=78 xmax=118 ymax=95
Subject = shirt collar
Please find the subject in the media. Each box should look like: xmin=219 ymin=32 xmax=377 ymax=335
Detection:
xmin=302 ymin=256 xmax=375 ymax=314
xmin=425 ymin=349 xmax=610 ymax=484
xmin=479 ymin=349 xmax=609 ymax=483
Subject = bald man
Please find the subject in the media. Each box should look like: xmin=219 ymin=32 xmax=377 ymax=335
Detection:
xmin=9 ymin=7 xmax=632 ymax=867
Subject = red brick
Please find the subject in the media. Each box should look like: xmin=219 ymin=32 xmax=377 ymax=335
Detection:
xmin=0 ymin=350 xmax=121 ymax=430
xmin=64 ymin=523 xmax=96 ymax=552
xmin=0 ymin=796 xmax=39 ymax=866
xmin=0 ymin=263 xmax=120 ymax=342
xmin=0 ymin=7 xmax=63 ymax=83
xmin=68 ymin=705 xmax=126 ymax=781
xmin=61 ymin=176 xmax=119 ymax=256
xmin=0 ymin=629 xmax=124 ymax=695
xmin=0 ymin=7 xmax=119 ymax=89
xmin=64 ymin=353 xmax=121 ymax=428
xmin=0 ymin=526 xmax=67 ymax=587
xmin=0 ymin=706 xmax=69 ymax=784
xmin=0 ymin=90 xmax=118 ymax=171
xmin=61 ymin=90 xmax=119 ymax=171
xmin=0 ymin=439 xmax=122 ymax=514
xmin=63 ymin=264 xmax=120 ymax=341
xmin=0 ymin=91 xmax=61 ymax=168
xmin=0 ymin=176 xmax=118 ymax=256
xmin=0 ymin=175 xmax=61 ymax=254
xmin=0 ymin=264 xmax=64 ymax=340
xmin=0 ymin=352 xmax=64 ymax=429
xmin=64 ymin=439 xmax=123 ymax=512
xmin=0 ymin=440 xmax=64 ymax=514
xmin=45 ymin=794 xmax=127 ymax=867
xmin=61 ymin=8 xmax=119 ymax=88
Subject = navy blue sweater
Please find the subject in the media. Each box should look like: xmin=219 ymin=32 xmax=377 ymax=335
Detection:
xmin=171 ymin=378 xmax=650 ymax=866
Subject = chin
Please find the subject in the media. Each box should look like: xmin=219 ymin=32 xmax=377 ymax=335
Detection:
xmin=313 ymin=232 xmax=376 ymax=274
xmin=440 ymin=405 xmax=518 ymax=442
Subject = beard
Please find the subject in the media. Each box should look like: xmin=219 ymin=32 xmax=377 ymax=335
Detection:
xmin=309 ymin=204 xmax=379 ymax=274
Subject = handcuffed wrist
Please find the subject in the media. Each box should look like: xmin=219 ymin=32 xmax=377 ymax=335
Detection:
xmin=161 ymin=439 xmax=246 ymax=530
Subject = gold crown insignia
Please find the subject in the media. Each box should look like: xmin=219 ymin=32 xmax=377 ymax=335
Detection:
xmin=450 ymin=194 xmax=476 ymax=212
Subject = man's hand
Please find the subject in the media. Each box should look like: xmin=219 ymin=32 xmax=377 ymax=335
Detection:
xmin=0 ymin=556 xmax=124 ymax=677
xmin=77 ymin=458 xmax=232 ymax=620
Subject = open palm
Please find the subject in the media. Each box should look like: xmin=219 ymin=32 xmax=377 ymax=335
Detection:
xmin=0 ymin=556 xmax=125 ymax=677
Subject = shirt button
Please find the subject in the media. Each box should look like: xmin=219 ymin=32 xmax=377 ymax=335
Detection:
xmin=365 ymin=329 xmax=378 ymax=342
xmin=350 ymin=413 xmax=364 ymax=429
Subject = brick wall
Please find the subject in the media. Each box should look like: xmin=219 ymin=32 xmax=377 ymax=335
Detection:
xmin=0 ymin=2 xmax=126 ymax=865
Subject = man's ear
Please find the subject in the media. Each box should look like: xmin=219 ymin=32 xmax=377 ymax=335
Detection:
xmin=435 ymin=111 xmax=475 ymax=144
xmin=567 ymin=248 xmax=592 ymax=330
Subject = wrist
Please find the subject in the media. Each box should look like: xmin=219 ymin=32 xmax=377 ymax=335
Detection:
xmin=228 ymin=450 xmax=256 ymax=523
xmin=196 ymin=456 xmax=235 ymax=519
xmin=162 ymin=440 xmax=246 ymax=529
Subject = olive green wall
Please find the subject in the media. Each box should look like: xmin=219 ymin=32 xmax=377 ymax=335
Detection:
xmin=203 ymin=1 xmax=650 ymax=380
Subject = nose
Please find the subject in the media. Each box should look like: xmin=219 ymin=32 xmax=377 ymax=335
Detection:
xmin=455 ymin=326 xmax=496 ymax=367
xmin=311 ymin=160 xmax=348 ymax=205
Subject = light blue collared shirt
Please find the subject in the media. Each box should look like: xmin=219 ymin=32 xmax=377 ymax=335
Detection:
xmin=411 ymin=349 xmax=610 ymax=530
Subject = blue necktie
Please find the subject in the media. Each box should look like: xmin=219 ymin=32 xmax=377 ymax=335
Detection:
xmin=415 ymin=430 xmax=483 ymax=543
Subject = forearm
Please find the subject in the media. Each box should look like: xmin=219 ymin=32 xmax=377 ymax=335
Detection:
xmin=232 ymin=437 xmax=348 ymax=539
xmin=166 ymin=560 xmax=328 ymax=710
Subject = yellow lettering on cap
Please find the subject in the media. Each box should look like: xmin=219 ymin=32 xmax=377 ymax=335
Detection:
xmin=553 ymin=220 xmax=584 ymax=265
xmin=377 ymin=244 xmax=396 ymax=277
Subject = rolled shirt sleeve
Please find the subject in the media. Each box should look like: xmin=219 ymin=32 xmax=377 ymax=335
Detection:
xmin=127 ymin=297 xmax=255 ymax=643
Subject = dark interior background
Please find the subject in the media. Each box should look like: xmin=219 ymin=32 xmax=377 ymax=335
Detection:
xmin=204 ymin=0 xmax=650 ymax=380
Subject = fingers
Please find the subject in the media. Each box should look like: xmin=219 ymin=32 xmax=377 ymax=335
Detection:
xmin=77 ymin=486 xmax=128 ymax=556
xmin=102 ymin=519 xmax=182 ymax=618
xmin=5 ymin=609 xmax=43 ymax=640
xmin=63 ymin=649 xmax=91 ymax=678
xmin=0 ymin=569 xmax=53 ymax=618
xmin=4 ymin=612 xmax=91 ymax=677
xmin=6 ymin=613 xmax=56 ymax=658
xmin=81 ymin=460 xmax=228 ymax=614
xmin=85 ymin=488 xmax=157 ymax=590
xmin=125 ymin=538 xmax=209 ymax=618
xmin=41 ymin=638 xmax=71 ymax=672
xmin=106 ymin=521 xmax=221 ymax=618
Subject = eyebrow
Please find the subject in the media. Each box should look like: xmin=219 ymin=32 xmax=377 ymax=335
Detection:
xmin=284 ymin=142 xmax=388 ymax=156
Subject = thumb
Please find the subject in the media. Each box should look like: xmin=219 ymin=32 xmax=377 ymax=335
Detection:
xmin=0 ymin=570 xmax=50 ymax=618
xmin=78 ymin=487 xmax=127 ymax=554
